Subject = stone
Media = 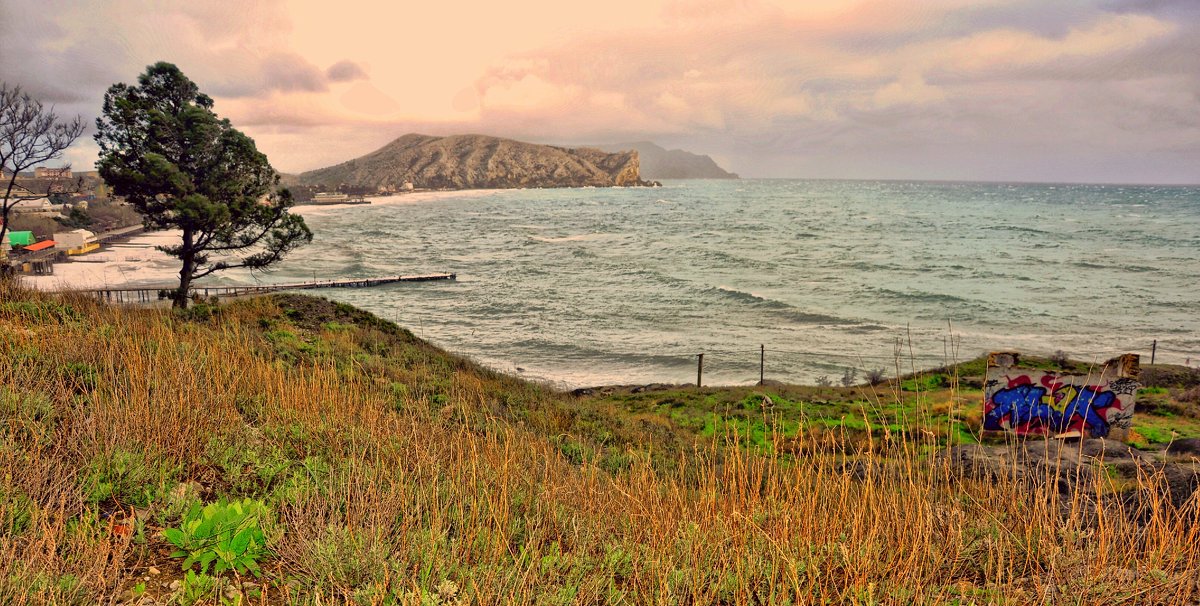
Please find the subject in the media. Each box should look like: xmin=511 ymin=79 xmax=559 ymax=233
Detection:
xmin=1165 ymin=437 xmax=1200 ymax=457
xmin=168 ymin=580 xmax=181 ymax=591
xmin=148 ymin=566 xmax=160 ymax=575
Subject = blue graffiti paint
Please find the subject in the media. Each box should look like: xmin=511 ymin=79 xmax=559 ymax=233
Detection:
xmin=985 ymin=384 xmax=1118 ymax=437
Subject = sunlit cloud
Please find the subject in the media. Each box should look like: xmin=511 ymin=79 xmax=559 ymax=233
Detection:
xmin=1 ymin=0 xmax=1196 ymax=183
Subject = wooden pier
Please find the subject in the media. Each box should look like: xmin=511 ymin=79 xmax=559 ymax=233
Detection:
xmin=65 ymin=273 xmax=456 ymax=304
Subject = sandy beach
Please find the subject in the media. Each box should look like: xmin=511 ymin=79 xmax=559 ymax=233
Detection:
xmin=22 ymin=189 xmax=499 ymax=292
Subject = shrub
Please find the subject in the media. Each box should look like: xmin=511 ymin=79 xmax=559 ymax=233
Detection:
xmin=1180 ymin=385 xmax=1200 ymax=404
xmin=163 ymin=498 xmax=270 ymax=577
xmin=81 ymin=448 xmax=177 ymax=507
xmin=173 ymin=570 xmax=216 ymax=606
xmin=840 ymin=368 xmax=858 ymax=387
xmin=1050 ymin=350 xmax=1069 ymax=367
xmin=866 ymin=368 xmax=887 ymax=386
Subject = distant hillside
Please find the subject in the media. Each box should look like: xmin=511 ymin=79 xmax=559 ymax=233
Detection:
xmin=295 ymin=134 xmax=650 ymax=190
xmin=594 ymin=141 xmax=737 ymax=179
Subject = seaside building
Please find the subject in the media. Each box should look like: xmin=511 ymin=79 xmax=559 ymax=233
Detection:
xmin=4 ymin=184 xmax=61 ymax=216
xmin=7 ymin=231 xmax=35 ymax=248
xmin=34 ymin=167 xmax=72 ymax=179
xmin=55 ymin=228 xmax=99 ymax=255
xmin=22 ymin=240 xmax=55 ymax=253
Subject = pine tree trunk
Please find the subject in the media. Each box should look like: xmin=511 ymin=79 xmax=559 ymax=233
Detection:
xmin=174 ymin=230 xmax=195 ymax=309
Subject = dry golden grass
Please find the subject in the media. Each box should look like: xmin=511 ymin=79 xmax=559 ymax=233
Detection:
xmin=0 ymin=281 xmax=1197 ymax=605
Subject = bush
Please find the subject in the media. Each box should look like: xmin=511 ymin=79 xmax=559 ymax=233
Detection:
xmin=81 ymin=448 xmax=177 ymax=507
xmin=1180 ymin=385 xmax=1200 ymax=404
xmin=172 ymin=570 xmax=216 ymax=606
xmin=163 ymin=498 xmax=270 ymax=577
xmin=1050 ymin=350 xmax=1069 ymax=368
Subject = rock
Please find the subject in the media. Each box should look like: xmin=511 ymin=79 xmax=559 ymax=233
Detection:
xmin=168 ymin=580 xmax=181 ymax=591
xmin=1165 ymin=437 xmax=1200 ymax=457
xmin=571 ymin=388 xmax=595 ymax=397
xmin=1078 ymin=438 xmax=1149 ymax=461
xmin=148 ymin=566 xmax=160 ymax=575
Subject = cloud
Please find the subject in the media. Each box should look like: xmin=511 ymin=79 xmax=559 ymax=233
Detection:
xmin=326 ymin=60 xmax=368 ymax=83
xmin=1 ymin=0 xmax=1197 ymax=182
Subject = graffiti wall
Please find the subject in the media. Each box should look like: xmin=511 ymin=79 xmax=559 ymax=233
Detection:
xmin=983 ymin=353 xmax=1140 ymax=439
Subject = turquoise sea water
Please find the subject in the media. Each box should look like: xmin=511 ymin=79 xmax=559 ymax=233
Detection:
xmin=224 ymin=179 xmax=1200 ymax=387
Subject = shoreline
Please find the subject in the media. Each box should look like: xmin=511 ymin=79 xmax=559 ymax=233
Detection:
xmin=21 ymin=190 xmax=496 ymax=292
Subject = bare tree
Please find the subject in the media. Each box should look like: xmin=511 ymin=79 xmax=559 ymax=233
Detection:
xmin=0 ymin=83 xmax=85 ymax=261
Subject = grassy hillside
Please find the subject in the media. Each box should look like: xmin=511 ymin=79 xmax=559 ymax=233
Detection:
xmin=1 ymin=282 xmax=1198 ymax=605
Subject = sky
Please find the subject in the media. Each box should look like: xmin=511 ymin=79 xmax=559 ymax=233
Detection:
xmin=1 ymin=0 xmax=1197 ymax=184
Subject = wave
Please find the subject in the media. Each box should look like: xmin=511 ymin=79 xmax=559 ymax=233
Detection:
xmin=992 ymin=225 xmax=1052 ymax=236
xmin=711 ymin=286 xmax=858 ymax=326
xmin=528 ymin=233 xmax=611 ymax=244
xmin=871 ymin=287 xmax=972 ymax=306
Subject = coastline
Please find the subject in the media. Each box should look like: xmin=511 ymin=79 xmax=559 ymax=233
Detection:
xmin=21 ymin=189 xmax=498 ymax=292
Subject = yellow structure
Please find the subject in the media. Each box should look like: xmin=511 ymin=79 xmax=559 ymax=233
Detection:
xmin=66 ymin=242 xmax=100 ymax=256
xmin=55 ymin=229 xmax=100 ymax=256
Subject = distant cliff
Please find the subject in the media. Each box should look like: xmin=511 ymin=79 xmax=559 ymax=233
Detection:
xmin=594 ymin=141 xmax=738 ymax=180
xmin=295 ymin=134 xmax=651 ymax=190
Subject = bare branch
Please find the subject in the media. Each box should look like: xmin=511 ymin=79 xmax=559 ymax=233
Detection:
xmin=0 ymin=82 xmax=85 ymax=253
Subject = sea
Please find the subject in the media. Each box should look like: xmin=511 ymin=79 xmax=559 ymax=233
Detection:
xmin=33 ymin=180 xmax=1200 ymax=388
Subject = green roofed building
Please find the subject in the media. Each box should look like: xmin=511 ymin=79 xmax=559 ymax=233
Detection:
xmin=8 ymin=231 xmax=35 ymax=247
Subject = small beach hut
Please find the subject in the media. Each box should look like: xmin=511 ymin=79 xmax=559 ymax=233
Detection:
xmin=23 ymin=240 xmax=56 ymax=252
xmin=55 ymin=229 xmax=99 ymax=255
xmin=7 ymin=231 xmax=35 ymax=247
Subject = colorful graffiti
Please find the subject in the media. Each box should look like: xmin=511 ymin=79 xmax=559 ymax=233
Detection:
xmin=983 ymin=353 xmax=1139 ymax=438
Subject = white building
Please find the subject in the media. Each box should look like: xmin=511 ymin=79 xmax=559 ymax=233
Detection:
xmin=55 ymin=228 xmax=98 ymax=255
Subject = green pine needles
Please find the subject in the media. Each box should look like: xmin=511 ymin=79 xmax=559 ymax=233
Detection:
xmin=163 ymin=498 xmax=270 ymax=577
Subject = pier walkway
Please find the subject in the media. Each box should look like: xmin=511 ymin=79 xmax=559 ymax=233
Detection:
xmin=66 ymin=273 xmax=456 ymax=304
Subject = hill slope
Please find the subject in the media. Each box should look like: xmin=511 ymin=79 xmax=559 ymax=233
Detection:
xmin=595 ymin=141 xmax=738 ymax=179
xmin=296 ymin=133 xmax=647 ymax=189
xmin=2 ymin=284 xmax=1199 ymax=604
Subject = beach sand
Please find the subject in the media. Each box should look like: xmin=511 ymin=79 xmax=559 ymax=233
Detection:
xmin=22 ymin=190 xmax=496 ymax=291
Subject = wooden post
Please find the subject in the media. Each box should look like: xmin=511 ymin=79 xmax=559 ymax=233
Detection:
xmin=759 ymin=344 xmax=765 ymax=385
xmin=1151 ymin=340 xmax=1157 ymax=365
xmin=697 ymin=353 xmax=704 ymax=388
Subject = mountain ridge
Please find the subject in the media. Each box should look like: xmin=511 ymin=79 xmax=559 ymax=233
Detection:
xmin=293 ymin=134 xmax=652 ymax=190
xmin=593 ymin=141 xmax=738 ymax=180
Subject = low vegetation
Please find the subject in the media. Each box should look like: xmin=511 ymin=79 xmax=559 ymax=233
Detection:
xmin=1 ymin=281 xmax=1198 ymax=604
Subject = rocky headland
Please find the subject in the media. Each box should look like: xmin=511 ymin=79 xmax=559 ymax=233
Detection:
xmin=293 ymin=133 xmax=656 ymax=190
xmin=593 ymin=141 xmax=738 ymax=180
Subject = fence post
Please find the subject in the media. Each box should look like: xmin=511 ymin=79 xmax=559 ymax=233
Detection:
xmin=697 ymin=353 xmax=704 ymax=388
xmin=1151 ymin=340 xmax=1157 ymax=365
xmin=760 ymin=344 xmax=765 ymax=385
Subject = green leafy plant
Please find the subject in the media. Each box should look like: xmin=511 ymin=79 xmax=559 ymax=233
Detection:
xmin=173 ymin=570 xmax=216 ymax=606
xmin=163 ymin=498 xmax=270 ymax=577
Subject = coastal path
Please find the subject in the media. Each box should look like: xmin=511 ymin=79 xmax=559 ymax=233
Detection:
xmin=64 ymin=273 xmax=456 ymax=304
